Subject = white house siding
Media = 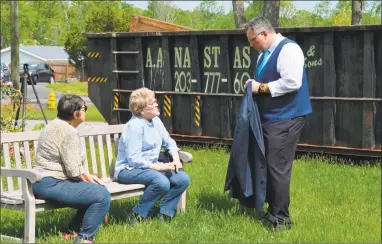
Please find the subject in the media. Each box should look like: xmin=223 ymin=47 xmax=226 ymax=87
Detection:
xmin=1 ymin=51 xmax=44 ymax=66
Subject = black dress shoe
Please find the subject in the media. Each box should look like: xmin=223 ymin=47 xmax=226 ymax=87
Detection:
xmin=261 ymin=212 xmax=293 ymax=232
xmin=158 ymin=213 xmax=173 ymax=222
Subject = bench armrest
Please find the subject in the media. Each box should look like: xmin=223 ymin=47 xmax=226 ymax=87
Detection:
xmin=179 ymin=151 xmax=193 ymax=163
xmin=1 ymin=167 xmax=43 ymax=183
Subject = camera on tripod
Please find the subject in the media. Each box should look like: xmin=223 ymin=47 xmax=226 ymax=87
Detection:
xmin=20 ymin=63 xmax=32 ymax=85
xmin=15 ymin=62 xmax=48 ymax=128
xmin=23 ymin=63 xmax=29 ymax=74
xmin=22 ymin=63 xmax=30 ymax=78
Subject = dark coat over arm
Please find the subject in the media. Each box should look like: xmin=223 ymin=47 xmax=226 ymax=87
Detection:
xmin=224 ymin=82 xmax=267 ymax=212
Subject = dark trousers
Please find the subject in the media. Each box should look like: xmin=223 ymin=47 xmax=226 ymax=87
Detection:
xmin=263 ymin=116 xmax=306 ymax=221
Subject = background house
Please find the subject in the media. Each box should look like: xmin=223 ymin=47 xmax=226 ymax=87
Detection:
xmin=0 ymin=45 xmax=77 ymax=81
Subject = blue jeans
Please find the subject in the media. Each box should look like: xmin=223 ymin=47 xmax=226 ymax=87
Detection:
xmin=32 ymin=177 xmax=110 ymax=241
xmin=117 ymin=169 xmax=190 ymax=218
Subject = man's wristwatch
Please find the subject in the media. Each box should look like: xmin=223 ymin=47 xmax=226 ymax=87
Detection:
xmin=258 ymin=83 xmax=269 ymax=94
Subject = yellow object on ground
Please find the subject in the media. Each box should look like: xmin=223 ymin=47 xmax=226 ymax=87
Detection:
xmin=47 ymin=90 xmax=56 ymax=110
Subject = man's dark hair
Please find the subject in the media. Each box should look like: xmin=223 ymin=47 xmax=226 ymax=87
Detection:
xmin=57 ymin=94 xmax=85 ymax=121
xmin=244 ymin=16 xmax=275 ymax=33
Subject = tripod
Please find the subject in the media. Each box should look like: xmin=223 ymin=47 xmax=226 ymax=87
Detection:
xmin=14 ymin=63 xmax=48 ymax=131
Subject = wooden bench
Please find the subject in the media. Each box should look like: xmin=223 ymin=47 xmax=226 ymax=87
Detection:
xmin=0 ymin=124 xmax=191 ymax=243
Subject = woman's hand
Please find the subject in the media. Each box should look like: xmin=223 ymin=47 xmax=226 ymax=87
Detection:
xmin=80 ymin=173 xmax=105 ymax=186
xmin=173 ymin=160 xmax=183 ymax=172
xmin=170 ymin=152 xmax=183 ymax=172
xmin=150 ymin=163 xmax=175 ymax=172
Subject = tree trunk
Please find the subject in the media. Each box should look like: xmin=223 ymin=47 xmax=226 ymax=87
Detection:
xmin=10 ymin=0 xmax=20 ymax=90
xmin=351 ymin=0 xmax=363 ymax=25
xmin=263 ymin=0 xmax=280 ymax=27
xmin=152 ymin=1 xmax=177 ymax=23
xmin=60 ymin=1 xmax=69 ymax=27
xmin=232 ymin=0 xmax=246 ymax=29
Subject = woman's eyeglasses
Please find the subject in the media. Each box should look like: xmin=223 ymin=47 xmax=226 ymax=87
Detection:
xmin=78 ymin=105 xmax=87 ymax=112
xmin=148 ymin=99 xmax=158 ymax=106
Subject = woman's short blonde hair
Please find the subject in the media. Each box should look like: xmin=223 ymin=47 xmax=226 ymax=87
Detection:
xmin=129 ymin=87 xmax=155 ymax=115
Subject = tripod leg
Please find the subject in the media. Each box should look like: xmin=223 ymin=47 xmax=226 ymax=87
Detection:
xmin=14 ymin=78 xmax=25 ymax=129
xmin=21 ymin=76 xmax=27 ymax=131
xmin=14 ymin=105 xmax=21 ymax=128
xmin=30 ymin=79 xmax=48 ymax=124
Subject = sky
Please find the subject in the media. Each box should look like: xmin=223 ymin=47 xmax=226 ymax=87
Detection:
xmin=128 ymin=1 xmax=322 ymax=13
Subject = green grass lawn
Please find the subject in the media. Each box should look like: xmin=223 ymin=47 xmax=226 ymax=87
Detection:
xmin=1 ymin=147 xmax=380 ymax=243
xmin=44 ymin=82 xmax=88 ymax=97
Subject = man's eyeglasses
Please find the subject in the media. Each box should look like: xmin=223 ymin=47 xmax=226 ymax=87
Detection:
xmin=248 ymin=31 xmax=264 ymax=43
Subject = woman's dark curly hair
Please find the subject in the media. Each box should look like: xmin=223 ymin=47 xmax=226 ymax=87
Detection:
xmin=57 ymin=94 xmax=85 ymax=121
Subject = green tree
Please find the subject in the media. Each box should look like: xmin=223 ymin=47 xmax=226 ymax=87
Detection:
xmin=23 ymin=1 xmax=65 ymax=46
xmin=331 ymin=1 xmax=352 ymax=25
xmin=312 ymin=0 xmax=335 ymax=26
xmin=279 ymin=1 xmax=298 ymax=27
xmin=0 ymin=1 xmax=11 ymax=48
xmin=245 ymin=0 xmax=264 ymax=21
xmin=142 ymin=1 xmax=155 ymax=18
xmin=362 ymin=1 xmax=381 ymax=24
xmin=64 ymin=1 xmax=138 ymax=71
xmin=172 ymin=10 xmax=195 ymax=27
xmin=191 ymin=0 xmax=235 ymax=30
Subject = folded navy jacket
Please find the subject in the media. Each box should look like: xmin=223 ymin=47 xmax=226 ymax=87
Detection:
xmin=224 ymin=81 xmax=267 ymax=213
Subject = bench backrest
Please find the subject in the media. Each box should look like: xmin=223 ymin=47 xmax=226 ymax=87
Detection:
xmin=0 ymin=124 xmax=124 ymax=193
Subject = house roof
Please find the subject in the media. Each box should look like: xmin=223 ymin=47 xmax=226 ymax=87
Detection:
xmin=1 ymin=45 xmax=69 ymax=62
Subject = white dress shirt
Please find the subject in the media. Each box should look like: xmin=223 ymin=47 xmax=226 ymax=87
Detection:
xmin=257 ymin=33 xmax=305 ymax=97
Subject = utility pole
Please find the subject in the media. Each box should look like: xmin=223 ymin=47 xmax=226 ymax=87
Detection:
xmin=11 ymin=1 xmax=20 ymax=90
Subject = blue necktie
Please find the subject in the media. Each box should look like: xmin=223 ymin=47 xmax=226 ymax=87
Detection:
xmin=257 ymin=50 xmax=270 ymax=77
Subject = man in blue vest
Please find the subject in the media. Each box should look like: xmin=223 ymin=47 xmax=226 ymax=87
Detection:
xmin=244 ymin=17 xmax=312 ymax=231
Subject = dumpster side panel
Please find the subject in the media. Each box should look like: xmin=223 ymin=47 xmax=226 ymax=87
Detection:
xmin=374 ymin=30 xmax=382 ymax=149
xmin=87 ymin=38 xmax=113 ymax=124
xmin=170 ymin=36 xmax=194 ymax=135
xmin=199 ymin=36 xmax=232 ymax=138
xmin=116 ymin=37 xmax=144 ymax=124
xmin=229 ymin=35 xmax=257 ymax=134
xmin=334 ymin=32 xmax=363 ymax=149
xmin=298 ymin=32 xmax=326 ymax=146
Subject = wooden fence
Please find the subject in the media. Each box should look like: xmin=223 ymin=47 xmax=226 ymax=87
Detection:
xmin=47 ymin=62 xmax=77 ymax=81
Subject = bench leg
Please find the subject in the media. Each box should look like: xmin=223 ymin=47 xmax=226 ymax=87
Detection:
xmin=176 ymin=191 xmax=186 ymax=213
xmin=24 ymin=202 xmax=36 ymax=243
xmin=22 ymin=179 xmax=36 ymax=243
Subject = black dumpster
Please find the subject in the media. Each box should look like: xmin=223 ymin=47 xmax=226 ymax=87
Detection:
xmin=84 ymin=25 xmax=382 ymax=157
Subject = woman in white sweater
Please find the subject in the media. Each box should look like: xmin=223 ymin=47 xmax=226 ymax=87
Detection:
xmin=32 ymin=94 xmax=110 ymax=243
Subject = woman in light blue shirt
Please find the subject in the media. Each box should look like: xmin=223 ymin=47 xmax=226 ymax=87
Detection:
xmin=115 ymin=87 xmax=190 ymax=223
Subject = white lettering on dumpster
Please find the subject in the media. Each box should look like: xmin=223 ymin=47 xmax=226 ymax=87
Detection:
xmin=204 ymin=72 xmax=221 ymax=93
xmin=233 ymin=46 xmax=251 ymax=94
xmin=174 ymin=71 xmax=192 ymax=92
xmin=304 ymin=45 xmax=323 ymax=69
xmin=204 ymin=46 xmax=220 ymax=68
xmin=174 ymin=47 xmax=191 ymax=68
xmin=174 ymin=47 xmax=192 ymax=92
xmin=145 ymin=48 xmax=163 ymax=68
xmin=233 ymin=71 xmax=250 ymax=94
xmin=145 ymin=48 xmax=164 ymax=88
xmin=203 ymin=46 xmax=222 ymax=93
xmin=233 ymin=46 xmax=251 ymax=69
